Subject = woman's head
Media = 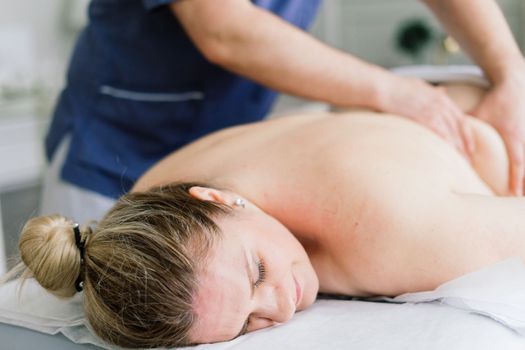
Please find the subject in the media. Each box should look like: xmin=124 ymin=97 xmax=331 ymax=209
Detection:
xmin=13 ymin=182 xmax=318 ymax=347
xmin=187 ymin=186 xmax=319 ymax=343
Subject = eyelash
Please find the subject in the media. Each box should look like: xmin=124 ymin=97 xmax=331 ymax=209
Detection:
xmin=254 ymin=259 xmax=266 ymax=287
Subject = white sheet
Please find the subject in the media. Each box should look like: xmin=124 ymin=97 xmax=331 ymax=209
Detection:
xmin=192 ymin=300 xmax=524 ymax=350
xmin=2 ymin=258 xmax=525 ymax=350
xmin=388 ymin=257 xmax=525 ymax=335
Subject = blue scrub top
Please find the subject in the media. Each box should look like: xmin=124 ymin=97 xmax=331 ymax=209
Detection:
xmin=46 ymin=0 xmax=321 ymax=198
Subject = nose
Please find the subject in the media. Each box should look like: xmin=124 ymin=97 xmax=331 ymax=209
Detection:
xmin=252 ymin=281 xmax=295 ymax=325
xmin=246 ymin=316 xmax=275 ymax=332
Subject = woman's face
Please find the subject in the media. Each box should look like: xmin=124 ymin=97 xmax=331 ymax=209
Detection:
xmin=189 ymin=205 xmax=319 ymax=344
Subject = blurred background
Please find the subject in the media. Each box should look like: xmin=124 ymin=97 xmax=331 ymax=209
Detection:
xmin=0 ymin=0 xmax=524 ymax=271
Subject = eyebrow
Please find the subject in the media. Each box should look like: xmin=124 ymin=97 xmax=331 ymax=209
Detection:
xmin=234 ymin=250 xmax=254 ymax=339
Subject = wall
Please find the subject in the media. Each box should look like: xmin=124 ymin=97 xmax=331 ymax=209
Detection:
xmin=0 ymin=0 xmax=86 ymax=272
xmin=325 ymin=0 xmax=524 ymax=67
xmin=0 ymin=0 xmax=69 ymax=92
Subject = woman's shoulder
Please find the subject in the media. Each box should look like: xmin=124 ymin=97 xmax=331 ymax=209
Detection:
xmin=132 ymin=112 xmax=330 ymax=192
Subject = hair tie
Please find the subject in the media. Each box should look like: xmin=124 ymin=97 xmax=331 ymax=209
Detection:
xmin=73 ymin=223 xmax=85 ymax=292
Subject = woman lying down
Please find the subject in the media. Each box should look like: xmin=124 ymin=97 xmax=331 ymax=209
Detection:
xmin=5 ymin=84 xmax=523 ymax=348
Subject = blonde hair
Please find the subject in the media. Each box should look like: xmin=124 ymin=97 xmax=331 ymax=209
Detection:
xmin=3 ymin=182 xmax=231 ymax=348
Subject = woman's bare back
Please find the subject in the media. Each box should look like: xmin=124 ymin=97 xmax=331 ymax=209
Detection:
xmin=135 ymin=85 xmax=523 ymax=297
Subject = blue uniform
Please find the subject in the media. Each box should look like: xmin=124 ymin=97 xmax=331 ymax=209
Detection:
xmin=45 ymin=0 xmax=321 ymax=198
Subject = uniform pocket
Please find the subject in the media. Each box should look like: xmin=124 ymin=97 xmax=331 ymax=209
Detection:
xmin=93 ymin=84 xmax=205 ymax=151
xmin=99 ymin=85 xmax=204 ymax=103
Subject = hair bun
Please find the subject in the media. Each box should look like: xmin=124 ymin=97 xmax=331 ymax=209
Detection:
xmin=19 ymin=214 xmax=85 ymax=298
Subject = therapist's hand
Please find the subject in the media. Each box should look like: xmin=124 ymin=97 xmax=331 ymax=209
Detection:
xmin=471 ymin=73 xmax=525 ymax=196
xmin=380 ymin=76 xmax=475 ymax=160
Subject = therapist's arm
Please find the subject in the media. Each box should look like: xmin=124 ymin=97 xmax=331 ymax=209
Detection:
xmin=170 ymin=0 xmax=387 ymax=109
xmin=169 ymin=0 xmax=474 ymax=157
xmin=422 ymin=0 xmax=524 ymax=84
xmin=423 ymin=0 xmax=525 ymax=195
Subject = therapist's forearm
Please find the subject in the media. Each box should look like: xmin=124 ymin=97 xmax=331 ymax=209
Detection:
xmin=423 ymin=0 xmax=525 ymax=83
xmin=172 ymin=2 xmax=397 ymax=109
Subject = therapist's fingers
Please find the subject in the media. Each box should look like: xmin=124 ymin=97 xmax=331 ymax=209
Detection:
xmin=458 ymin=115 xmax=476 ymax=157
xmin=521 ymin=152 xmax=525 ymax=196
xmin=387 ymin=78 xmax=473 ymax=160
xmin=427 ymin=116 xmax=465 ymax=158
xmin=430 ymin=107 xmax=472 ymax=160
xmin=437 ymin=87 xmax=476 ymax=158
xmin=503 ymin=137 xmax=525 ymax=196
xmin=425 ymin=86 xmax=473 ymax=159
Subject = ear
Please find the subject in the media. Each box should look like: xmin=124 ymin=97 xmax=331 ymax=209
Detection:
xmin=188 ymin=186 xmax=232 ymax=205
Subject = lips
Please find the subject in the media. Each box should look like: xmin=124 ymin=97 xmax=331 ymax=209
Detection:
xmin=293 ymin=274 xmax=302 ymax=308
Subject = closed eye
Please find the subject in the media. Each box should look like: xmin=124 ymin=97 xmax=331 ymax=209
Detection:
xmin=236 ymin=257 xmax=267 ymax=339
xmin=254 ymin=259 xmax=266 ymax=287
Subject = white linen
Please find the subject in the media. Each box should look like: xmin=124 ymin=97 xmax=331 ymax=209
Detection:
xmin=387 ymin=257 xmax=525 ymax=335
xmin=2 ymin=258 xmax=525 ymax=349
xmin=188 ymin=300 xmax=525 ymax=350
xmin=0 ymin=279 xmax=111 ymax=348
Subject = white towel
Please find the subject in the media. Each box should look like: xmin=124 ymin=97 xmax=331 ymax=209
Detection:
xmin=0 ymin=279 xmax=112 ymax=348
xmin=385 ymin=257 xmax=525 ymax=335
xmin=2 ymin=257 xmax=525 ymax=349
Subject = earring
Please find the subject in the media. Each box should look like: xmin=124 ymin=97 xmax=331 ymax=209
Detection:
xmin=234 ymin=198 xmax=246 ymax=208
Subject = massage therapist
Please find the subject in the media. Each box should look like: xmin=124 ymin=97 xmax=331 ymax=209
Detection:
xmin=40 ymin=0 xmax=525 ymax=223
